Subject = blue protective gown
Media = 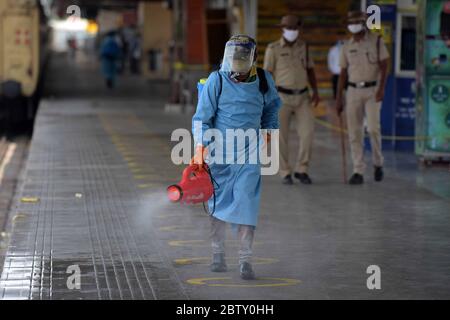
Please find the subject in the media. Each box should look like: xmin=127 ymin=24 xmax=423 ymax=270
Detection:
xmin=192 ymin=70 xmax=282 ymax=227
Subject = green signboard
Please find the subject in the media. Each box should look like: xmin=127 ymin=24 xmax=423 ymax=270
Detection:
xmin=416 ymin=0 xmax=450 ymax=155
xmin=425 ymin=0 xmax=450 ymax=74
xmin=427 ymin=79 xmax=450 ymax=152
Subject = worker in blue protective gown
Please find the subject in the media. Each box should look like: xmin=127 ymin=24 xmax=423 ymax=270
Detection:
xmin=191 ymin=35 xmax=282 ymax=280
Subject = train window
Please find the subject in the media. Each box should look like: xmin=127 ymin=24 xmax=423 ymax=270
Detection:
xmin=396 ymin=14 xmax=416 ymax=77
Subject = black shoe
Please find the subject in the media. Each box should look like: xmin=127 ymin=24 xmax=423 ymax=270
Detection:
xmin=294 ymin=172 xmax=312 ymax=184
xmin=210 ymin=253 xmax=227 ymax=272
xmin=374 ymin=166 xmax=384 ymax=182
xmin=282 ymin=174 xmax=293 ymax=185
xmin=240 ymin=262 xmax=256 ymax=280
xmin=349 ymin=173 xmax=364 ymax=185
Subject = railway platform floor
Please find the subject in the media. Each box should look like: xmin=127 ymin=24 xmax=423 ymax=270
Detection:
xmin=0 ymin=52 xmax=449 ymax=300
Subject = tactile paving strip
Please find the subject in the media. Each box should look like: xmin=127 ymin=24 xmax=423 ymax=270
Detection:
xmin=0 ymin=101 xmax=188 ymax=300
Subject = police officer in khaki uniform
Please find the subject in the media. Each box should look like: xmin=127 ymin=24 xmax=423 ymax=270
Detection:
xmin=264 ymin=15 xmax=320 ymax=185
xmin=336 ymin=11 xmax=389 ymax=185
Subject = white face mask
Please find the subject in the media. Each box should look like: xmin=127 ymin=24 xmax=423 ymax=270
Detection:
xmin=283 ymin=28 xmax=299 ymax=42
xmin=348 ymin=24 xmax=364 ymax=34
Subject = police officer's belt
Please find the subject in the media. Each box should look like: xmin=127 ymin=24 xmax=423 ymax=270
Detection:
xmin=348 ymin=81 xmax=377 ymax=88
xmin=276 ymin=86 xmax=308 ymax=95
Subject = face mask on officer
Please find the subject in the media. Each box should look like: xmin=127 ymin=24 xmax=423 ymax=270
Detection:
xmin=348 ymin=23 xmax=364 ymax=34
xmin=283 ymin=28 xmax=299 ymax=42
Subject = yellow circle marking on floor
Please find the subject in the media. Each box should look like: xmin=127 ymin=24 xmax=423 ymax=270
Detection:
xmin=186 ymin=277 xmax=301 ymax=288
xmin=121 ymin=152 xmax=135 ymax=157
xmin=159 ymin=225 xmax=194 ymax=232
xmin=12 ymin=213 xmax=29 ymax=223
xmin=154 ymin=213 xmax=185 ymax=219
xmin=134 ymin=174 xmax=158 ymax=180
xmin=130 ymin=168 xmax=156 ymax=174
xmin=174 ymin=257 xmax=278 ymax=266
xmin=169 ymin=240 xmax=263 ymax=247
xmin=138 ymin=183 xmax=158 ymax=189
xmin=20 ymin=197 xmax=40 ymax=203
xmin=127 ymin=162 xmax=140 ymax=168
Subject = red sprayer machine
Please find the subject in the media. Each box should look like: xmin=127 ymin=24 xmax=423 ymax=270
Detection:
xmin=167 ymin=79 xmax=217 ymax=213
xmin=167 ymin=164 xmax=217 ymax=214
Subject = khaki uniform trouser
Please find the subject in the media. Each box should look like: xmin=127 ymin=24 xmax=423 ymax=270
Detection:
xmin=278 ymin=92 xmax=314 ymax=177
xmin=210 ymin=216 xmax=254 ymax=265
xmin=345 ymin=86 xmax=384 ymax=174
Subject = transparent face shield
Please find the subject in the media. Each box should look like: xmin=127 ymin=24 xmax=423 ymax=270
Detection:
xmin=220 ymin=43 xmax=256 ymax=75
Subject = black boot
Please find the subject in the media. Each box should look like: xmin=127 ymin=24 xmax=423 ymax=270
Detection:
xmin=349 ymin=173 xmax=364 ymax=185
xmin=210 ymin=253 xmax=227 ymax=272
xmin=240 ymin=262 xmax=256 ymax=280
xmin=374 ymin=166 xmax=384 ymax=182
xmin=282 ymin=174 xmax=293 ymax=185
xmin=294 ymin=172 xmax=312 ymax=184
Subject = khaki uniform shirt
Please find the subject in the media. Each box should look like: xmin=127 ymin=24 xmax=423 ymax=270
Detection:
xmin=339 ymin=31 xmax=389 ymax=83
xmin=264 ymin=37 xmax=314 ymax=90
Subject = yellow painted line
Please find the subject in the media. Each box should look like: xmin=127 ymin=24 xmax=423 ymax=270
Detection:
xmin=314 ymin=117 xmax=346 ymax=133
xmin=174 ymin=257 xmax=278 ymax=266
xmin=168 ymin=240 xmax=263 ymax=247
xmin=20 ymin=197 xmax=40 ymax=203
xmin=314 ymin=117 xmax=434 ymax=141
xmin=186 ymin=277 xmax=301 ymax=287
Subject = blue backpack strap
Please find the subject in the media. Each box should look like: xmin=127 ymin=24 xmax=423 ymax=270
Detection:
xmin=256 ymin=67 xmax=268 ymax=94
xmin=215 ymin=70 xmax=223 ymax=99
xmin=256 ymin=67 xmax=268 ymax=106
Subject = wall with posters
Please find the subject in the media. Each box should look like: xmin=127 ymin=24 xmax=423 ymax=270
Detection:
xmin=365 ymin=0 xmax=421 ymax=152
xmin=416 ymin=0 xmax=450 ymax=157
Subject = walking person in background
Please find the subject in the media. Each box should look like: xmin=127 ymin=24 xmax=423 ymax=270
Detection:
xmin=130 ymin=32 xmax=142 ymax=75
xmin=328 ymin=39 xmax=344 ymax=99
xmin=67 ymin=36 xmax=77 ymax=60
xmin=100 ymin=31 xmax=121 ymax=89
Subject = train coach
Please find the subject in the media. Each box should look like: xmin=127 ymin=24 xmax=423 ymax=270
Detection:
xmin=0 ymin=0 xmax=48 ymax=135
